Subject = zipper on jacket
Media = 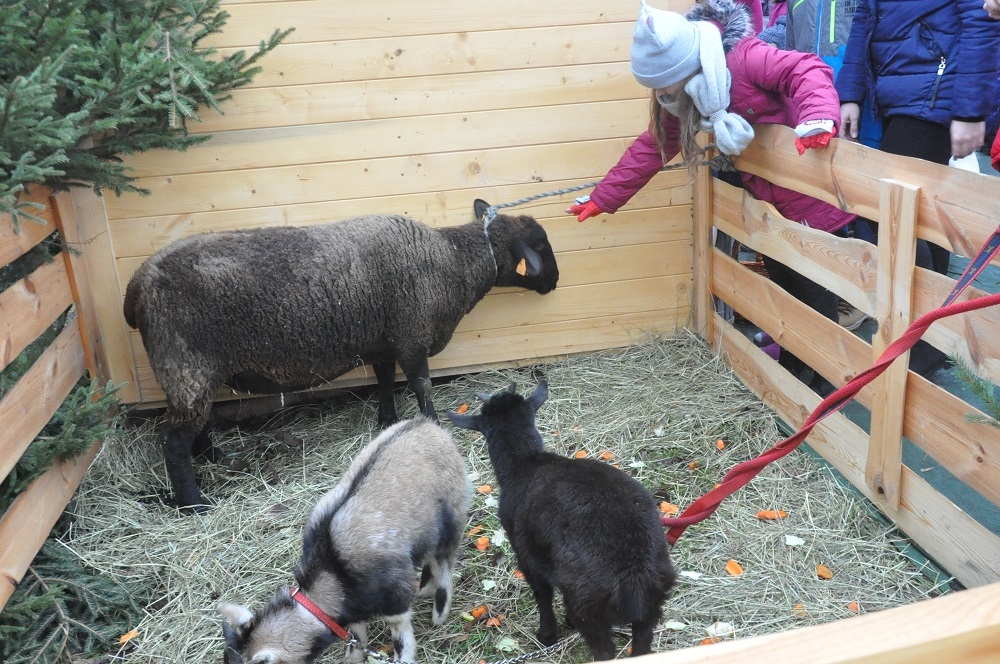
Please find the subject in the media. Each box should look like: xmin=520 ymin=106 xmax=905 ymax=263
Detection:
xmin=930 ymin=57 xmax=946 ymax=108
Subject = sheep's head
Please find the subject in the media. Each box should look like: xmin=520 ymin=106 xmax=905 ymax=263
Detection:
xmin=218 ymin=589 xmax=336 ymax=664
xmin=478 ymin=203 xmax=559 ymax=294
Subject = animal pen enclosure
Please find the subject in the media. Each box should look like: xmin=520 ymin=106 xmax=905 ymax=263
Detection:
xmin=2 ymin=0 xmax=1000 ymax=660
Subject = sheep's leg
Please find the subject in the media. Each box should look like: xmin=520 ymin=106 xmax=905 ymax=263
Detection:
xmin=343 ymin=622 xmax=367 ymax=664
xmin=523 ymin=569 xmax=558 ymax=646
xmin=399 ymin=355 xmax=437 ymax=422
xmin=629 ymin=614 xmax=658 ymax=657
xmin=384 ymin=610 xmax=417 ymax=663
xmin=190 ymin=425 xmax=222 ymax=463
xmin=373 ymin=361 xmax=399 ymax=426
xmin=161 ymin=422 xmax=209 ymax=512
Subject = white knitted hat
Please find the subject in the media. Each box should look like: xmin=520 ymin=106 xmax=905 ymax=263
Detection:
xmin=630 ymin=2 xmax=702 ymax=89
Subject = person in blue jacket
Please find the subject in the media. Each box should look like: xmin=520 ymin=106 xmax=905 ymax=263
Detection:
xmin=836 ymin=0 xmax=1000 ymax=377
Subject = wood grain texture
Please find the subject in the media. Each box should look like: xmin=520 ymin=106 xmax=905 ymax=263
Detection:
xmin=734 ymin=124 xmax=1000 ymax=260
xmin=712 ymin=318 xmax=1000 ymax=588
xmin=713 ymin=250 xmax=1000 ymax=513
xmin=54 ymin=189 xmax=139 ymax=401
xmin=0 ymin=259 xmax=73 ymax=373
xmin=0 ymin=323 xmax=87 ymax=483
xmin=0 ymin=440 xmax=101 ymax=611
xmin=867 ymin=180 xmax=920 ymax=509
xmin=0 ymin=186 xmax=56 ymax=268
xmin=635 ymin=579 xmax=1000 ymax=663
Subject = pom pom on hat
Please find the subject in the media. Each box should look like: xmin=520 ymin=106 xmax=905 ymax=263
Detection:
xmin=630 ymin=3 xmax=702 ymax=89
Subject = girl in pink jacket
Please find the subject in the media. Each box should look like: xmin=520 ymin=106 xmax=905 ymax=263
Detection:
xmin=570 ymin=0 xmax=852 ymax=395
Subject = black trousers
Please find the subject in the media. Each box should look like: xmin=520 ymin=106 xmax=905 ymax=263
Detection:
xmin=852 ymin=116 xmax=951 ymax=376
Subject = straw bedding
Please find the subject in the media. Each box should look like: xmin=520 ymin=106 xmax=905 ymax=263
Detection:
xmin=64 ymin=333 xmax=943 ymax=662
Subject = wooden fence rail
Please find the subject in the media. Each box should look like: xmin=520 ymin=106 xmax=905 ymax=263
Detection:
xmin=0 ymin=186 xmax=108 ymax=611
xmin=695 ymin=124 xmax=1000 ymax=588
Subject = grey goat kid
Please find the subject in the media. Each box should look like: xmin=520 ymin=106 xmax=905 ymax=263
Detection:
xmin=448 ymin=382 xmax=676 ymax=661
xmin=123 ymin=203 xmax=558 ymax=510
xmin=218 ymin=417 xmax=471 ymax=664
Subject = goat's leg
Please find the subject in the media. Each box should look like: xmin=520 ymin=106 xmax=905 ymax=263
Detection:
xmin=373 ymin=362 xmax=399 ymax=426
xmin=523 ymin=569 xmax=558 ymax=646
xmin=629 ymin=613 xmax=658 ymax=657
xmin=577 ymin=622 xmax=616 ymax=662
xmin=161 ymin=422 xmax=208 ymax=512
xmin=430 ymin=555 xmax=454 ymax=625
xmin=343 ymin=622 xmax=367 ymax=664
xmin=384 ymin=610 xmax=417 ymax=663
xmin=399 ymin=354 xmax=436 ymax=422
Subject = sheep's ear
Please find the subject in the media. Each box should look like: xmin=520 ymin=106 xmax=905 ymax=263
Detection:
xmin=517 ymin=244 xmax=544 ymax=276
xmin=526 ymin=380 xmax=548 ymax=412
xmin=446 ymin=411 xmax=482 ymax=432
xmin=473 ymin=198 xmax=491 ymax=220
xmin=218 ymin=602 xmax=254 ymax=631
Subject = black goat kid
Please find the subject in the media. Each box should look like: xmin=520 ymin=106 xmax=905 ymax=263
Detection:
xmin=448 ymin=382 xmax=676 ymax=660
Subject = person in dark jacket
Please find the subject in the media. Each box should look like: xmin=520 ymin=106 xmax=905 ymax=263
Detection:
xmin=836 ymin=0 xmax=1000 ymax=377
xmin=567 ymin=0 xmax=852 ymax=395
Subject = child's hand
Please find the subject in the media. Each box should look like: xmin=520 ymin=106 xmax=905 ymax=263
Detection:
xmin=840 ymin=103 xmax=861 ymax=140
xmin=795 ymin=132 xmax=833 ymax=155
xmin=794 ymin=119 xmax=835 ymax=155
xmin=566 ymin=200 xmax=604 ymax=222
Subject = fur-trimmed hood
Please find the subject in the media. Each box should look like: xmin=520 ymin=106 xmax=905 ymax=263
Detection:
xmin=685 ymin=0 xmax=755 ymax=52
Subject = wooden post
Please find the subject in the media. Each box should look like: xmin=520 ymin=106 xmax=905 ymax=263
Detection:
xmin=52 ymin=188 xmax=140 ymax=402
xmin=692 ymin=139 xmax=715 ymax=340
xmin=866 ymin=179 xmax=920 ymax=509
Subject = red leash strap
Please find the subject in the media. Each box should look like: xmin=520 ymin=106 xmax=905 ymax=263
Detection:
xmin=663 ymin=228 xmax=1000 ymax=546
xmin=291 ymin=587 xmax=351 ymax=641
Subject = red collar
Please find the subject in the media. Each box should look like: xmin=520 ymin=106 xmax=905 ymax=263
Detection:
xmin=290 ymin=587 xmax=350 ymax=641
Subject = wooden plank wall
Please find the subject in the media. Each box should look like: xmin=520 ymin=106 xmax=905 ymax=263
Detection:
xmin=0 ymin=187 xmax=101 ymax=611
xmin=97 ymin=0 xmax=696 ymax=405
xmin=699 ymin=124 xmax=1000 ymax=589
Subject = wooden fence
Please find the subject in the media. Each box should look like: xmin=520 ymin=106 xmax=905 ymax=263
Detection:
xmin=0 ymin=186 xmax=118 ymax=610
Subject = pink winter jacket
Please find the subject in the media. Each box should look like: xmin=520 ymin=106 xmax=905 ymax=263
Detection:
xmin=590 ymin=37 xmax=856 ymax=233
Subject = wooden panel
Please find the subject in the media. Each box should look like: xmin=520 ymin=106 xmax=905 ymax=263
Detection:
xmin=639 ymin=580 xmax=1000 ymax=663
xmin=0 ymin=439 xmax=102 ymax=611
xmin=734 ymin=124 xmax=1000 ymax=262
xmin=0 ymin=259 xmax=74 ymax=373
xmin=713 ymin=319 xmax=1000 ymax=588
xmin=0 ymin=323 xmax=87 ymax=483
xmin=0 ymin=186 xmax=56 ymax=268
xmin=868 ymin=180 xmax=920 ymax=509
xmin=184 ymin=63 xmax=643 ymax=134
xmin=217 ymin=24 xmax=637 ymax=89
xmin=714 ymin=179 xmax=1000 ymax=386
xmin=206 ymin=0 xmax=639 ymax=47
xmin=53 ymin=190 xmax=140 ymax=401
xmin=126 ymin=99 xmax=648 ymax=177
xmin=692 ymin=139 xmax=713 ymax=337
xmin=713 ymin=251 xmax=1000 ymax=511
xmin=104 ymin=138 xmax=639 ymax=220
xmin=107 ymin=172 xmax=692 ymax=258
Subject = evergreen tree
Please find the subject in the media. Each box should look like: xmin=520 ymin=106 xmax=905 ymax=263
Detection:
xmin=0 ymin=0 xmax=292 ymax=227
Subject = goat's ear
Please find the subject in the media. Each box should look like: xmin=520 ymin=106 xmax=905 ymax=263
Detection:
xmin=248 ymin=651 xmax=280 ymax=664
xmin=506 ymin=382 xmax=517 ymax=394
xmin=526 ymin=380 xmax=548 ymax=412
xmin=218 ymin=602 xmax=254 ymax=631
xmin=517 ymin=244 xmax=544 ymax=276
xmin=446 ymin=411 xmax=482 ymax=431
xmin=473 ymin=198 xmax=491 ymax=220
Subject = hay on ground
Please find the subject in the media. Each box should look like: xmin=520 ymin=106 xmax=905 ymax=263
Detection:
xmin=65 ymin=333 xmax=944 ymax=663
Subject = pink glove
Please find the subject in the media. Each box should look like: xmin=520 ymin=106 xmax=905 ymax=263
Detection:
xmin=566 ymin=200 xmax=604 ymax=222
xmin=795 ymin=131 xmax=833 ymax=155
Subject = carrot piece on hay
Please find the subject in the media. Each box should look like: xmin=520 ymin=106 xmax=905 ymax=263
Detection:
xmin=725 ymin=559 xmax=744 ymax=576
